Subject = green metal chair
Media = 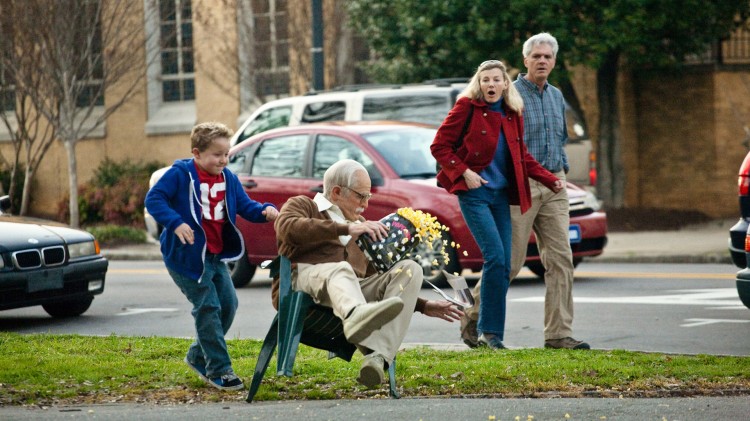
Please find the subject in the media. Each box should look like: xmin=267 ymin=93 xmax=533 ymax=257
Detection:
xmin=246 ymin=256 xmax=399 ymax=402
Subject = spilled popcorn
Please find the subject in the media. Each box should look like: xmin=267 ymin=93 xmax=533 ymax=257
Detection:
xmin=396 ymin=207 xmax=461 ymax=270
xmin=356 ymin=207 xmax=466 ymax=274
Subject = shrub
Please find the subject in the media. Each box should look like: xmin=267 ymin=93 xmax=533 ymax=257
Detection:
xmin=57 ymin=158 xmax=164 ymax=227
xmin=86 ymin=224 xmax=147 ymax=245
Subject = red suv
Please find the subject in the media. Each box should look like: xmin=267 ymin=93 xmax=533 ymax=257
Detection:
xmin=225 ymin=121 xmax=607 ymax=287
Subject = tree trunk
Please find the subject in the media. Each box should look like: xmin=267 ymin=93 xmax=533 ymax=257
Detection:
xmin=20 ymin=166 xmax=33 ymax=216
xmin=596 ymin=52 xmax=625 ymax=209
xmin=63 ymin=139 xmax=79 ymax=227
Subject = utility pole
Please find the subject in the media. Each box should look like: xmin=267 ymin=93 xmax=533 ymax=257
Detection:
xmin=311 ymin=0 xmax=324 ymax=91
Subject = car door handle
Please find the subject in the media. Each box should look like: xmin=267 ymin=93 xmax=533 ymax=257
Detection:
xmin=310 ymin=185 xmax=323 ymax=193
xmin=242 ymin=180 xmax=258 ymax=188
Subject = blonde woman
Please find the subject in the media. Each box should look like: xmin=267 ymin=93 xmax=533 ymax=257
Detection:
xmin=431 ymin=60 xmax=563 ymax=349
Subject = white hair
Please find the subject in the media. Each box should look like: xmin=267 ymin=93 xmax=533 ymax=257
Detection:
xmin=323 ymin=159 xmax=367 ymax=199
xmin=522 ymin=32 xmax=559 ymax=58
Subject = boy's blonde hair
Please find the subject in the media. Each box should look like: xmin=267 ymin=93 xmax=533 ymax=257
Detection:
xmin=191 ymin=122 xmax=234 ymax=152
xmin=460 ymin=60 xmax=524 ymax=113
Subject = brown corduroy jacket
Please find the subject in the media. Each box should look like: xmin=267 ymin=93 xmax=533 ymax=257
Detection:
xmin=272 ymin=195 xmax=426 ymax=313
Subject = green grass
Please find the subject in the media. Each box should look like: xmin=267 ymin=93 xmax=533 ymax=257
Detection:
xmin=1 ymin=333 xmax=748 ymax=405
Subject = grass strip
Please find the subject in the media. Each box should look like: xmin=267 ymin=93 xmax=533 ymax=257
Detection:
xmin=1 ymin=333 xmax=748 ymax=405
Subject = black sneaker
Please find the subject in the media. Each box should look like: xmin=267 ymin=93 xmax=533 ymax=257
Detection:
xmin=208 ymin=373 xmax=245 ymax=391
xmin=478 ymin=333 xmax=506 ymax=350
xmin=184 ymin=357 xmax=209 ymax=382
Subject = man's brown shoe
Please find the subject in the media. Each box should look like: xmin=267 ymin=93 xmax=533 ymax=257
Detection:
xmin=544 ymin=337 xmax=591 ymax=350
xmin=460 ymin=315 xmax=479 ymax=348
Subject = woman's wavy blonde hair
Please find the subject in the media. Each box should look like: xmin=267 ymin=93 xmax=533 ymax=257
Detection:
xmin=460 ymin=60 xmax=523 ymax=113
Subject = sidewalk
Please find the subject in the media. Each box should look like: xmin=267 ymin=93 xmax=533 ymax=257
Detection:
xmin=101 ymin=218 xmax=737 ymax=265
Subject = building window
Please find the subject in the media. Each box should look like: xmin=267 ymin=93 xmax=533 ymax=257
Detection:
xmin=159 ymin=0 xmax=195 ymax=102
xmin=144 ymin=0 xmax=196 ymax=135
xmin=253 ymin=0 xmax=288 ymax=96
xmin=74 ymin=11 xmax=105 ymax=108
xmin=240 ymin=0 xmax=289 ymax=102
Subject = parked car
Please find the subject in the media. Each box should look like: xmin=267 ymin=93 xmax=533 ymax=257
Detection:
xmin=0 ymin=195 xmax=108 ymax=317
xmin=728 ymin=151 xmax=750 ymax=309
xmin=199 ymin=121 xmax=605 ymax=287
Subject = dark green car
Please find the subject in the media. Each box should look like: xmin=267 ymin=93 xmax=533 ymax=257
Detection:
xmin=0 ymin=196 xmax=108 ymax=317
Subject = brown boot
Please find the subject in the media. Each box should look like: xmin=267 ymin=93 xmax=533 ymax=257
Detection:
xmin=460 ymin=314 xmax=479 ymax=348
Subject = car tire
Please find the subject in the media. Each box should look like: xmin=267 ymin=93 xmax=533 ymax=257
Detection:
xmin=410 ymin=232 xmax=461 ymax=287
xmin=526 ymin=258 xmax=582 ymax=279
xmin=229 ymin=253 xmax=257 ymax=288
xmin=42 ymin=297 xmax=94 ymax=318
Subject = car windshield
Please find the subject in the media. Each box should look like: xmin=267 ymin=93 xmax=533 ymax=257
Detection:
xmin=361 ymin=127 xmax=438 ymax=179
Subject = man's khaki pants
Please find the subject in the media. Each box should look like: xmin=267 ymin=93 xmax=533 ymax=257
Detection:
xmin=293 ymin=259 xmax=422 ymax=365
xmin=466 ymin=172 xmax=575 ymax=340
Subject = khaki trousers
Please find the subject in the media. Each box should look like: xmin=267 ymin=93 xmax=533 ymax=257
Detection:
xmin=466 ymin=171 xmax=575 ymax=340
xmin=294 ymin=259 xmax=422 ymax=364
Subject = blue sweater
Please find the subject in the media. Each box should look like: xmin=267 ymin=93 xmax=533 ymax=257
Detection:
xmin=479 ymin=99 xmax=510 ymax=189
xmin=144 ymin=159 xmax=275 ymax=281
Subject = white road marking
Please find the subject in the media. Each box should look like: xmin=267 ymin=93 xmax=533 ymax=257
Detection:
xmin=116 ymin=308 xmax=179 ymax=316
xmin=680 ymin=318 xmax=750 ymax=327
xmin=512 ymin=288 xmax=745 ymax=308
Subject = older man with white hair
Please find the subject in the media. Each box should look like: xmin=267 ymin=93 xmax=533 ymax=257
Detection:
xmin=274 ymin=159 xmax=462 ymax=388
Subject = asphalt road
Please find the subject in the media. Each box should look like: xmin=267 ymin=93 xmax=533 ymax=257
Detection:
xmin=1 ymin=261 xmax=748 ymax=356
xmin=2 ymin=396 xmax=749 ymax=420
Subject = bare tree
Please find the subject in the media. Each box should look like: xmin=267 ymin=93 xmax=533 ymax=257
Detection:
xmin=2 ymin=0 xmax=156 ymax=227
xmin=0 ymin=5 xmax=57 ymax=215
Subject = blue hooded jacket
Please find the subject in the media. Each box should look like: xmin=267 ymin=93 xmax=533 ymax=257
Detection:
xmin=144 ymin=158 xmax=275 ymax=281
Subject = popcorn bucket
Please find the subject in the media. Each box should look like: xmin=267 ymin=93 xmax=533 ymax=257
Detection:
xmin=357 ymin=213 xmax=421 ymax=273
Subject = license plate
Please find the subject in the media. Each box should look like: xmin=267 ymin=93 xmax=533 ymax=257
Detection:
xmin=568 ymin=225 xmax=582 ymax=244
xmin=27 ymin=268 xmax=64 ymax=293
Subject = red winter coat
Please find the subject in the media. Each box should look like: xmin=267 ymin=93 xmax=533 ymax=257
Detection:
xmin=430 ymin=96 xmax=559 ymax=214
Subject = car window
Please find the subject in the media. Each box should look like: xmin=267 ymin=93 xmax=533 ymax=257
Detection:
xmin=226 ymin=145 xmax=255 ymax=174
xmin=312 ymin=134 xmax=380 ymax=181
xmin=362 ymin=93 xmax=454 ymax=126
xmin=363 ymin=127 xmax=437 ymax=178
xmin=250 ymin=134 xmax=309 ymax=177
xmin=238 ymin=106 xmax=292 ymax=144
xmin=301 ymin=101 xmax=346 ymax=123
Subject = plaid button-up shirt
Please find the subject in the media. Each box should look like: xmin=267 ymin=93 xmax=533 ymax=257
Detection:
xmin=514 ymin=74 xmax=569 ymax=173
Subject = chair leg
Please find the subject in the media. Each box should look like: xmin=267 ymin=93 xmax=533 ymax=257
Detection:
xmin=246 ymin=315 xmax=279 ymax=403
xmin=388 ymin=357 xmax=400 ymax=399
xmin=276 ymin=291 xmax=313 ymax=376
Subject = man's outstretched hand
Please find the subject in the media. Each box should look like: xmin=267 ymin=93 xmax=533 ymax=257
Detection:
xmin=423 ymin=300 xmax=463 ymax=322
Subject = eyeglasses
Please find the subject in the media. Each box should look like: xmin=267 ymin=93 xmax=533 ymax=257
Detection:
xmin=342 ymin=186 xmax=373 ymax=202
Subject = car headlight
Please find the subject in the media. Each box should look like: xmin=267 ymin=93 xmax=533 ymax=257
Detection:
xmin=569 ymin=190 xmax=602 ymax=212
xmin=581 ymin=190 xmax=602 ymax=211
xmin=68 ymin=240 xmax=100 ymax=259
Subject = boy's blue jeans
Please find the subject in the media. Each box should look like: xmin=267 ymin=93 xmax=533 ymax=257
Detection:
xmin=458 ymin=186 xmax=511 ymax=340
xmin=168 ymin=254 xmax=238 ymax=378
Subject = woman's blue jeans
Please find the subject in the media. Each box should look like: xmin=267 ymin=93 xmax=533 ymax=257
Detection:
xmin=458 ymin=186 xmax=511 ymax=339
xmin=168 ymin=254 xmax=238 ymax=378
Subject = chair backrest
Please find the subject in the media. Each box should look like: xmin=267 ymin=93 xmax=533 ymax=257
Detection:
xmin=276 ymin=256 xmax=356 ymax=362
